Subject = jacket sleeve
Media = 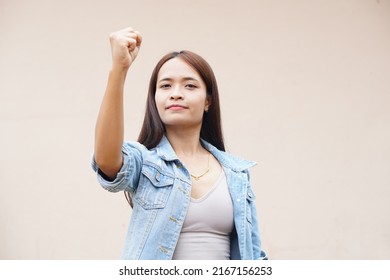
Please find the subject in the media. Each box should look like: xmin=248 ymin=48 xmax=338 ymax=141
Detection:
xmin=247 ymin=172 xmax=268 ymax=260
xmin=91 ymin=141 xmax=144 ymax=194
xmin=250 ymin=199 xmax=268 ymax=260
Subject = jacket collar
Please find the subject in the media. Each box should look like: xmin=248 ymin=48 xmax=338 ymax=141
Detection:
xmin=155 ymin=135 xmax=179 ymax=161
xmin=155 ymin=135 xmax=256 ymax=172
xmin=200 ymin=139 xmax=257 ymax=172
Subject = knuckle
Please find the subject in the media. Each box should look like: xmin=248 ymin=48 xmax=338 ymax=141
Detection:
xmin=109 ymin=32 xmax=118 ymax=41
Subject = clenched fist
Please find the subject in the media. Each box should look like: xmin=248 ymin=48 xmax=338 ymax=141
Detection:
xmin=109 ymin=27 xmax=142 ymax=71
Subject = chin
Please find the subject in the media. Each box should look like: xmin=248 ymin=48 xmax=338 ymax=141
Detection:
xmin=163 ymin=119 xmax=202 ymax=129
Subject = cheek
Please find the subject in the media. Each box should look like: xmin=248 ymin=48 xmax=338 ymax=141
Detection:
xmin=154 ymin=93 xmax=167 ymax=120
xmin=191 ymin=99 xmax=207 ymax=118
xmin=154 ymin=93 xmax=163 ymax=110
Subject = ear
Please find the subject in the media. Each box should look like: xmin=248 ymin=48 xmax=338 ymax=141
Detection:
xmin=205 ymin=96 xmax=211 ymax=112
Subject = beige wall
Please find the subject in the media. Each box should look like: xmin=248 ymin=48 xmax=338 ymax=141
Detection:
xmin=1 ymin=0 xmax=389 ymax=259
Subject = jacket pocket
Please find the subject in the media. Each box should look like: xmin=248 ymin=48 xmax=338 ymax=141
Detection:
xmin=134 ymin=165 xmax=175 ymax=210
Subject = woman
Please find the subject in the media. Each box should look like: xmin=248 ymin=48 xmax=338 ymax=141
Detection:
xmin=92 ymin=27 xmax=267 ymax=260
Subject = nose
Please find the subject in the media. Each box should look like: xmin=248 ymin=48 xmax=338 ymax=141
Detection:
xmin=170 ymin=85 xmax=183 ymax=100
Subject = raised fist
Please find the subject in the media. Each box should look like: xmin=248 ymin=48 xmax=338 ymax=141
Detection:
xmin=109 ymin=27 xmax=142 ymax=70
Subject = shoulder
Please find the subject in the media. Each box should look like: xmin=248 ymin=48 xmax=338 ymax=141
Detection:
xmin=123 ymin=139 xmax=173 ymax=166
xmin=123 ymin=141 xmax=148 ymax=157
xmin=123 ymin=141 xmax=160 ymax=159
xmin=123 ymin=141 xmax=147 ymax=151
xmin=201 ymin=139 xmax=257 ymax=172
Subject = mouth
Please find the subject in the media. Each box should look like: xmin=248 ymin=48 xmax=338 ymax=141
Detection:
xmin=166 ymin=104 xmax=188 ymax=110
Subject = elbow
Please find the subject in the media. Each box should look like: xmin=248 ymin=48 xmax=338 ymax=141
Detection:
xmin=94 ymin=153 xmax=122 ymax=179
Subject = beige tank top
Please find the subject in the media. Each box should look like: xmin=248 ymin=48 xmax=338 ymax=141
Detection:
xmin=172 ymin=170 xmax=234 ymax=260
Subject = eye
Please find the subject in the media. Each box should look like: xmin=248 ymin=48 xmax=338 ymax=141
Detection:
xmin=160 ymin=83 xmax=171 ymax=89
xmin=185 ymin=84 xmax=197 ymax=89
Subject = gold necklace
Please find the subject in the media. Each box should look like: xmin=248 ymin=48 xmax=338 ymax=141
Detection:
xmin=190 ymin=153 xmax=210 ymax=181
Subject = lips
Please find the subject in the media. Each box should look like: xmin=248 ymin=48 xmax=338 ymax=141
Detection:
xmin=166 ymin=104 xmax=188 ymax=110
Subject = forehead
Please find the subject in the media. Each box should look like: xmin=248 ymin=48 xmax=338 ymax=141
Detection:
xmin=157 ymin=58 xmax=202 ymax=81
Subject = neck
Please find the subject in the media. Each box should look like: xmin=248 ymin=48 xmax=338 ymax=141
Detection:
xmin=165 ymin=126 xmax=205 ymax=157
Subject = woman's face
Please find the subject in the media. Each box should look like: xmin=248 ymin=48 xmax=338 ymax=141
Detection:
xmin=155 ymin=57 xmax=209 ymax=130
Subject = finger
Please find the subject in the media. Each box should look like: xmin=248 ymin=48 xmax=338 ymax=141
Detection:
xmin=123 ymin=26 xmax=134 ymax=33
xmin=124 ymin=31 xmax=142 ymax=48
xmin=126 ymin=38 xmax=137 ymax=51
xmin=133 ymin=30 xmax=142 ymax=46
xmin=125 ymin=30 xmax=141 ymax=41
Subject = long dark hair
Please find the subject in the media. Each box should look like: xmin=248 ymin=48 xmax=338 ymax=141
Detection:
xmin=125 ymin=50 xmax=225 ymax=206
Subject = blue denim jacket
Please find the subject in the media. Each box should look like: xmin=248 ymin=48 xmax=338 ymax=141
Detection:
xmin=92 ymin=136 xmax=267 ymax=260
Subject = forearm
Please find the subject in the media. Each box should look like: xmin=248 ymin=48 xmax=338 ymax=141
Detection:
xmin=94 ymin=68 xmax=127 ymax=179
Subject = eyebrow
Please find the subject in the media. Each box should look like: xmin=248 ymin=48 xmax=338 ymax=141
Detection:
xmin=158 ymin=77 xmax=200 ymax=83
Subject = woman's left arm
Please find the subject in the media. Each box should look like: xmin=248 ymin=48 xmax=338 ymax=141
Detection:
xmin=247 ymin=180 xmax=268 ymax=260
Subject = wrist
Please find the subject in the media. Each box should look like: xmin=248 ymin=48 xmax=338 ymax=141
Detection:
xmin=109 ymin=66 xmax=128 ymax=80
